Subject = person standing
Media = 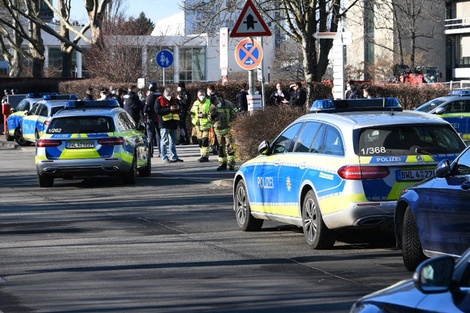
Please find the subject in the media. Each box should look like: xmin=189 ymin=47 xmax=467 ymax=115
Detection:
xmin=270 ymin=82 xmax=290 ymax=105
xmin=156 ymin=87 xmax=183 ymax=163
xmin=289 ymin=81 xmax=307 ymax=108
xmin=345 ymin=80 xmax=360 ymax=99
xmin=144 ymin=82 xmax=161 ymax=158
xmin=209 ymin=95 xmax=237 ymax=171
xmin=175 ymin=82 xmax=191 ymax=145
xmin=236 ymin=83 xmax=248 ymax=113
xmin=123 ymin=84 xmax=144 ymax=125
xmin=190 ymin=89 xmax=212 ymax=163
xmin=83 ymin=87 xmax=95 ymax=100
xmin=113 ymin=87 xmax=125 ymax=108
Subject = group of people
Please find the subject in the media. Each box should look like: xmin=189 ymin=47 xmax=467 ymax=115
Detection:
xmin=268 ymin=81 xmax=307 ymax=107
xmin=344 ymin=80 xmax=375 ymax=99
xmin=84 ymin=82 xmax=237 ymax=171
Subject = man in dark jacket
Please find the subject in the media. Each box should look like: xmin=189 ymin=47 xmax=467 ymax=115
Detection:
xmin=289 ymin=81 xmax=307 ymax=108
xmin=123 ymin=84 xmax=143 ymax=124
xmin=175 ymin=82 xmax=191 ymax=145
xmin=143 ymin=82 xmax=161 ymax=157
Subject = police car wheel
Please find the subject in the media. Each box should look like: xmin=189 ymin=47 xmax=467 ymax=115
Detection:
xmin=14 ymin=127 xmax=30 ymax=146
xmin=37 ymin=174 xmax=54 ymax=187
xmin=402 ymin=206 xmax=426 ymax=271
xmin=302 ymin=190 xmax=335 ymax=249
xmin=139 ymin=154 xmax=152 ymax=177
xmin=235 ymin=179 xmax=263 ymax=231
xmin=123 ymin=154 xmax=137 ymax=184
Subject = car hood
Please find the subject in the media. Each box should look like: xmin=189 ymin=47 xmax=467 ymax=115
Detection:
xmin=357 ymin=279 xmax=426 ymax=308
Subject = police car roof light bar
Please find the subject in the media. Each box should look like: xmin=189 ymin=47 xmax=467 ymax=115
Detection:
xmin=65 ymin=99 xmax=119 ymax=109
xmin=43 ymin=94 xmax=78 ymax=101
xmin=309 ymin=98 xmax=403 ymax=113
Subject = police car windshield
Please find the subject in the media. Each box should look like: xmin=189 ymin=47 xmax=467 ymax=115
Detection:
xmin=47 ymin=116 xmax=114 ymax=134
xmin=357 ymin=125 xmax=465 ymax=156
xmin=415 ymin=99 xmax=446 ymax=112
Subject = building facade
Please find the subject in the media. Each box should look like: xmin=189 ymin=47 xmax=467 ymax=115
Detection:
xmin=446 ymin=0 xmax=470 ymax=80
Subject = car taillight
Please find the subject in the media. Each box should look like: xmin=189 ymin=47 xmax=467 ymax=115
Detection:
xmin=98 ymin=137 xmax=125 ymax=146
xmin=338 ymin=165 xmax=390 ymax=180
xmin=37 ymin=139 xmax=62 ymax=147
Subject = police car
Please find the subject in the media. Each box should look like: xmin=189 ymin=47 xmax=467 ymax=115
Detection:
xmin=35 ymin=100 xmax=150 ymax=187
xmin=233 ymin=98 xmax=466 ymax=249
xmin=415 ymin=90 xmax=470 ymax=142
xmin=5 ymin=93 xmax=59 ymax=144
xmin=21 ymin=94 xmax=78 ymax=145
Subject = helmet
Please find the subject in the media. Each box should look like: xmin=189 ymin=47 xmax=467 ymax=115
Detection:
xmin=148 ymin=82 xmax=157 ymax=92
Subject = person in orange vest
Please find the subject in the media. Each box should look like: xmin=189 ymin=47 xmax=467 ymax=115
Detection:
xmin=156 ymin=87 xmax=183 ymax=163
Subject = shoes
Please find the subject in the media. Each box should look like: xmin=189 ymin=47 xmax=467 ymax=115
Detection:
xmin=170 ymin=158 xmax=184 ymax=163
xmin=198 ymin=157 xmax=209 ymax=163
xmin=217 ymin=163 xmax=227 ymax=171
xmin=162 ymin=159 xmax=170 ymax=163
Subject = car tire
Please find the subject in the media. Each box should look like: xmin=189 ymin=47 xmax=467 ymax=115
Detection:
xmin=123 ymin=153 xmax=137 ymax=184
xmin=38 ymin=174 xmax=53 ymax=187
xmin=234 ymin=179 xmax=263 ymax=231
xmin=5 ymin=124 xmax=14 ymax=141
xmin=402 ymin=206 xmax=426 ymax=271
xmin=302 ymin=190 xmax=335 ymax=249
xmin=14 ymin=127 xmax=30 ymax=146
xmin=139 ymin=152 xmax=152 ymax=177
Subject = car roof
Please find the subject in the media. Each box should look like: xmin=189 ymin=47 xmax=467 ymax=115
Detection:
xmin=294 ymin=110 xmax=451 ymax=129
xmin=52 ymin=106 xmax=124 ymax=118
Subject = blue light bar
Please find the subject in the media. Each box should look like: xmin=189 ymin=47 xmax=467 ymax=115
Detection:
xmin=309 ymin=98 xmax=403 ymax=113
xmin=43 ymin=94 xmax=78 ymax=100
xmin=448 ymin=89 xmax=470 ymax=96
xmin=65 ymin=99 xmax=119 ymax=108
xmin=26 ymin=92 xmax=59 ymax=98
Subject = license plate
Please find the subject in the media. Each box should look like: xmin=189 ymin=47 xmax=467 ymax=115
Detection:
xmin=397 ymin=169 xmax=434 ymax=181
xmin=66 ymin=141 xmax=94 ymax=149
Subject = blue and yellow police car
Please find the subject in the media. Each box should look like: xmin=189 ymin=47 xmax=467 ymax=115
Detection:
xmin=415 ymin=90 xmax=470 ymax=142
xmin=35 ymin=99 xmax=150 ymax=187
xmin=21 ymin=94 xmax=78 ymax=145
xmin=233 ymin=98 xmax=466 ymax=249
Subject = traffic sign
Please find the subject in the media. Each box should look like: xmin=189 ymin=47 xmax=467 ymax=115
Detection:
xmin=230 ymin=0 xmax=272 ymax=37
xmin=234 ymin=38 xmax=264 ymax=71
xmin=156 ymin=50 xmax=174 ymax=68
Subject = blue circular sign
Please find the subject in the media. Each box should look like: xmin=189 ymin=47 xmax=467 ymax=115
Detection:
xmin=156 ymin=50 xmax=174 ymax=68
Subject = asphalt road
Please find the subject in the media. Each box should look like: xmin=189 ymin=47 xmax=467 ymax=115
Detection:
xmin=0 ymin=139 xmax=410 ymax=313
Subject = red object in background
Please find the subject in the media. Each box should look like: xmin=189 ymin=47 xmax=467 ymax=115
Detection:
xmin=2 ymin=103 xmax=10 ymax=135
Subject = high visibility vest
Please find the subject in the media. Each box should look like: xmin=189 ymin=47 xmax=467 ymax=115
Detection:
xmin=190 ymin=99 xmax=211 ymax=130
xmin=158 ymin=96 xmax=180 ymax=121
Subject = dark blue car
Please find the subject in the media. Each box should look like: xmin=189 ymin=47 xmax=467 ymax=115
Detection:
xmin=350 ymin=249 xmax=470 ymax=312
xmin=395 ymin=145 xmax=470 ymax=271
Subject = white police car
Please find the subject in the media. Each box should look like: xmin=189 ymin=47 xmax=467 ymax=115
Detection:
xmin=35 ymin=100 xmax=150 ymax=187
xmin=233 ymin=98 xmax=466 ymax=249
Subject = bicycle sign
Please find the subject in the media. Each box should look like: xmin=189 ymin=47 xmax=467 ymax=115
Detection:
xmin=234 ymin=38 xmax=263 ymax=71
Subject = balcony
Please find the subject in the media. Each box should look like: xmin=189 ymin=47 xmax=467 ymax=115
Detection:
xmin=445 ymin=17 xmax=470 ymax=35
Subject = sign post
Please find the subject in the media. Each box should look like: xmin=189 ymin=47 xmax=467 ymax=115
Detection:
xmin=156 ymin=50 xmax=174 ymax=86
xmin=230 ymin=0 xmax=271 ymax=112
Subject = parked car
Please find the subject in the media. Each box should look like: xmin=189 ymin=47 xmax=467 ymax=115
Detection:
xmin=5 ymin=92 xmax=59 ymax=144
xmin=395 ymin=144 xmax=470 ymax=271
xmin=35 ymin=99 xmax=151 ymax=187
xmin=233 ymin=98 xmax=467 ymax=249
xmin=350 ymin=248 xmax=470 ymax=313
xmin=21 ymin=94 xmax=78 ymax=144
xmin=415 ymin=90 xmax=470 ymax=142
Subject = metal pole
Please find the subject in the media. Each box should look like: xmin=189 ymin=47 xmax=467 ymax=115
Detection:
xmin=260 ymin=36 xmax=266 ymax=109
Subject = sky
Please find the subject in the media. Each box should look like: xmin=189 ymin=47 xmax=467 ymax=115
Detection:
xmin=68 ymin=0 xmax=182 ymax=24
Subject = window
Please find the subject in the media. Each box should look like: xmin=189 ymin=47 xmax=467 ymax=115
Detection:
xmin=293 ymin=122 xmax=322 ymax=153
xmin=272 ymin=123 xmax=303 ymax=153
xmin=322 ymin=126 xmax=344 ymax=156
xmin=179 ymin=47 xmax=206 ymax=82
xmin=47 ymin=116 xmax=114 ymax=134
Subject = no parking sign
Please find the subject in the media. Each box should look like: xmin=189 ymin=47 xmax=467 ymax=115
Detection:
xmin=234 ymin=38 xmax=263 ymax=71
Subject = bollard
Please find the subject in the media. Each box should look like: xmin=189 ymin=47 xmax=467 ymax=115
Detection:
xmin=2 ymin=103 xmax=11 ymax=135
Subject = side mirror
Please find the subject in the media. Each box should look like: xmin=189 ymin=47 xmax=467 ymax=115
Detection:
xmin=434 ymin=107 xmax=446 ymax=115
xmin=258 ymin=140 xmax=271 ymax=155
xmin=413 ymin=255 xmax=455 ymax=294
xmin=435 ymin=159 xmax=450 ymax=178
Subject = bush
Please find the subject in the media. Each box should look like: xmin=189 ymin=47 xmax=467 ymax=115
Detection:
xmin=231 ymin=105 xmax=304 ymax=162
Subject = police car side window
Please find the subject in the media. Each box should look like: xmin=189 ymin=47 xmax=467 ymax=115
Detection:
xmin=39 ymin=105 xmax=48 ymax=117
xmin=293 ymin=122 xmax=322 ymax=153
xmin=321 ymin=126 xmax=344 ymax=156
xmin=272 ymin=123 xmax=303 ymax=153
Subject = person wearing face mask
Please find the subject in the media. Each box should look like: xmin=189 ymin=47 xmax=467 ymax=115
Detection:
xmin=209 ymin=95 xmax=237 ymax=171
xmin=190 ymin=89 xmax=212 ymax=163
xmin=175 ymin=82 xmax=191 ymax=145
xmin=156 ymin=87 xmax=183 ymax=163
